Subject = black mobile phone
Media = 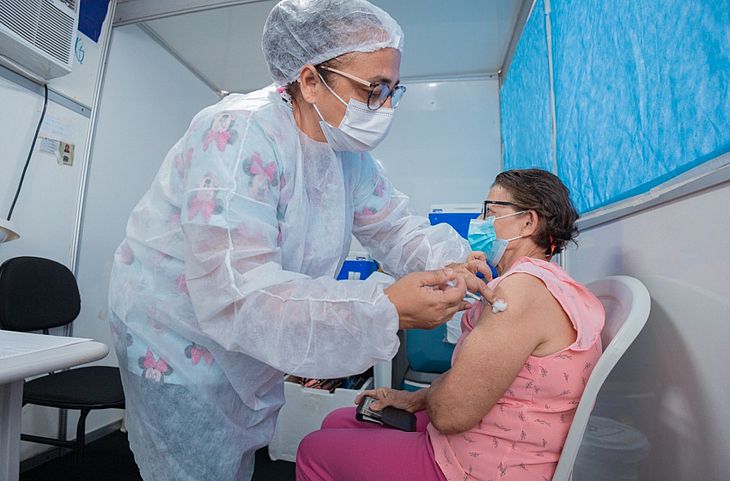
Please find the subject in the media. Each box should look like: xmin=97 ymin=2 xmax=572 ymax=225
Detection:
xmin=355 ymin=396 xmax=417 ymax=432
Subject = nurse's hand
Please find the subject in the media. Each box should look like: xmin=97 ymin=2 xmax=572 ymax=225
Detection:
xmin=384 ymin=269 xmax=468 ymax=330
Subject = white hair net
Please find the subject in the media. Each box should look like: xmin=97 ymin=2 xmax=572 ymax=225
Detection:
xmin=262 ymin=0 xmax=404 ymax=85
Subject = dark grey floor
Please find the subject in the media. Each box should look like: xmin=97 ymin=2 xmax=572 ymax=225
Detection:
xmin=20 ymin=431 xmax=296 ymax=481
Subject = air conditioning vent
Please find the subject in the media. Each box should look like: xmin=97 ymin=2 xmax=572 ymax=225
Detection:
xmin=0 ymin=0 xmax=79 ymax=80
xmin=38 ymin=0 xmax=75 ymax=63
xmin=0 ymin=0 xmax=39 ymax=44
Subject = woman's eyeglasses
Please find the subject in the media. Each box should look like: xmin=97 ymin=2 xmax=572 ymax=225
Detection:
xmin=481 ymin=200 xmax=526 ymax=219
xmin=318 ymin=65 xmax=407 ymax=110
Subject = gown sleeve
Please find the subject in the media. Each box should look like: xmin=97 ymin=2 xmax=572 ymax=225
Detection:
xmin=350 ymin=153 xmax=470 ymax=278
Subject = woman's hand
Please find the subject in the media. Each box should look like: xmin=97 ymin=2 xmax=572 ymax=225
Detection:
xmin=384 ymin=269 xmax=468 ymax=330
xmin=447 ymin=252 xmax=496 ymax=302
xmin=465 ymin=251 xmax=493 ymax=278
xmin=354 ymin=387 xmax=427 ymax=413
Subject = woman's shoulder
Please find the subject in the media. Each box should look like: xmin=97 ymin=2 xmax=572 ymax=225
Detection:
xmin=486 ymin=258 xmax=546 ymax=294
xmin=505 ymin=256 xmax=559 ymax=275
xmin=491 ymin=269 xmax=557 ymax=316
xmin=495 ymin=256 xmax=604 ymax=351
xmin=496 ymin=257 xmax=578 ymax=291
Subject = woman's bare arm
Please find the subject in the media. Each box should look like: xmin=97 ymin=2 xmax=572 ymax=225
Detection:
xmin=425 ymin=273 xmax=554 ymax=434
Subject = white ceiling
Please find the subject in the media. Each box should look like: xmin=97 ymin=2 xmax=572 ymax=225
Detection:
xmin=118 ymin=0 xmax=525 ymax=93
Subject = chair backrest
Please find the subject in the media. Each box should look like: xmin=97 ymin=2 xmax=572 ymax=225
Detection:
xmin=0 ymin=256 xmax=81 ymax=332
xmin=551 ymin=275 xmax=650 ymax=481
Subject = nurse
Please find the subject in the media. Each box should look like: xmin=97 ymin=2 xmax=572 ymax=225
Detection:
xmin=108 ymin=1 xmax=492 ymax=480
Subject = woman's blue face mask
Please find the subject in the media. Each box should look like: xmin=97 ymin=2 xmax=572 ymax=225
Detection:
xmin=467 ymin=211 xmax=526 ymax=266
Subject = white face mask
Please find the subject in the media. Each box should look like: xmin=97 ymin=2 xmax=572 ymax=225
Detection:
xmin=313 ymin=75 xmax=394 ymax=152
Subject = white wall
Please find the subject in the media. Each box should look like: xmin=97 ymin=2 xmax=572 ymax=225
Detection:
xmin=349 ymin=77 xmax=501 ymax=255
xmin=564 ymin=180 xmax=730 ymax=480
xmin=0 ymin=77 xmax=90 ymax=265
xmin=374 ymin=78 xmax=501 ymax=217
xmin=69 ymin=24 xmax=218 ymax=446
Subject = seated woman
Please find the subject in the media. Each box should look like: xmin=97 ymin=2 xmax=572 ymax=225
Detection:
xmin=295 ymin=168 xmax=605 ymax=481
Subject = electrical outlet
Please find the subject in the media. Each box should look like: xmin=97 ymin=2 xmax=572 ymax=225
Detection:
xmin=58 ymin=142 xmax=74 ymax=166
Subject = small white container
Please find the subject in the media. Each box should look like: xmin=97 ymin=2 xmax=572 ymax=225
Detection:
xmin=268 ymin=376 xmax=373 ymax=462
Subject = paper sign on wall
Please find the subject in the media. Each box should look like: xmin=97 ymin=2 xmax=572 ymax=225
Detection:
xmin=38 ymin=137 xmax=74 ymax=166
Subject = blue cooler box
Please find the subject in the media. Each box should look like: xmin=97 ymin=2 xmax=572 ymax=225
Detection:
xmin=428 ymin=208 xmax=480 ymax=238
xmin=336 ymin=257 xmax=379 ymax=280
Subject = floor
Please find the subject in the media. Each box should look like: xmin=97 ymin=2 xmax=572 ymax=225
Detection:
xmin=20 ymin=431 xmax=296 ymax=481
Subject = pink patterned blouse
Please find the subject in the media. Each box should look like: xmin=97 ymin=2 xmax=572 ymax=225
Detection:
xmin=428 ymin=257 xmax=605 ymax=481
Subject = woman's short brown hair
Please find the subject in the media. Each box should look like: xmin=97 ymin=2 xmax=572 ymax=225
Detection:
xmin=493 ymin=169 xmax=579 ymax=256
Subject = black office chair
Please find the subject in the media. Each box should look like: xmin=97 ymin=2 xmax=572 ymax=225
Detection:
xmin=0 ymin=256 xmax=124 ymax=463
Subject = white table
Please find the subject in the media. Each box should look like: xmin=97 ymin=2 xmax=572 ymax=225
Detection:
xmin=0 ymin=331 xmax=109 ymax=481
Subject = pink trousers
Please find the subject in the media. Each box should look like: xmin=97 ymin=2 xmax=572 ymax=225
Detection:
xmin=295 ymin=407 xmax=447 ymax=481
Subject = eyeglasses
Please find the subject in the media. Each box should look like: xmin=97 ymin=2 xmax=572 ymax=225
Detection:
xmin=319 ymin=65 xmax=407 ymax=110
xmin=481 ymin=200 xmax=526 ymax=219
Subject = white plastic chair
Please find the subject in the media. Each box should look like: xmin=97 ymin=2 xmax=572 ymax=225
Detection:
xmin=551 ymin=276 xmax=651 ymax=481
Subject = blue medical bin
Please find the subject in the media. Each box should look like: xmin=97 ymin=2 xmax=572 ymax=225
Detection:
xmin=405 ymin=206 xmax=480 ymax=378
xmin=336 ymin=257 xmax=378 ymax=280
xmin=428 ymin=209 xmax=480 ymax=239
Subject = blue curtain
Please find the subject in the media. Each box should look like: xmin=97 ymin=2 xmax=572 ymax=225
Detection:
xmin=500 ymin=0 xmax=554 ymax=173
xmin=502 ymin=0 xmax=730 ymax=213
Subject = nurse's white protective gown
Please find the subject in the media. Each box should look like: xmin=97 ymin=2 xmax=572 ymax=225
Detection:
xmin=109 ymin=85 xmax=469 ymax=481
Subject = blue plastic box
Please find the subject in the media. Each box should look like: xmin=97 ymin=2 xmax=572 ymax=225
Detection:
xmin=336 ymin=258 xmax=378 ymax=280
xmin=428 ymin=209 xmax=480 ymax=239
